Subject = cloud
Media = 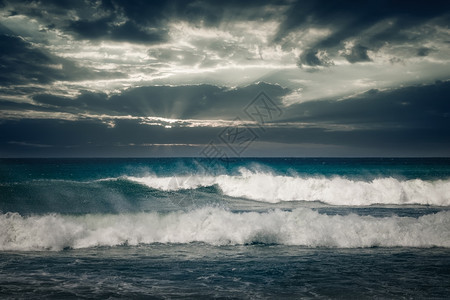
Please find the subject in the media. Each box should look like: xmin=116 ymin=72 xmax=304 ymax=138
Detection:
xmin=67 ymin=17 xmax=112 ymax=39
xmin=110 ymin=21 xmax=167 ymax=43
xmin=341 ymin=44 xmax=371 ymax=63
xmin=278 ymin=81 xmax=450 ymax=131
xmin=148 ymin=47 xmax=204 ymax=67
xmin=0 ymin=1 xmax=449 ymax=157
xmin=68 ymin=18 xmax=168 ymax=44
xmin=4 ymin=0 xmax=284 ymax=44
xmin=0 ymin=117 xmax=223 ymax=157
xmin=417 ymin=47 xmax=434 ymax=57
xmin=2 ymin=81 xmax=449 ymax=157
xmin=276 ymin=0 xmax=450 ymax=43
xmin=0 ymin=99 xmax=52 ymax=111
xmin=274 ymin=0 xmax=450 ymax=69
xmin=297 ymin=48 xmax=334 ymax=68
xmin=0 ymin=32 xmax=126 ymax=86
xmin=0 ymin=34 xmax=62 ymax=85
xmin=29 ymin=82 xmax=289 ymax=120
xmin=109 ymin=0 xmax=284 ymax=27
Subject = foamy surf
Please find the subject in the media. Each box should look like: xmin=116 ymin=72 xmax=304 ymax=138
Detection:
xmin=125 ymin=168 xmax=450 ymax=206
xmin=2 ymin=158 xmax=450 ymax=299
xmin=1 ymin=208 xmax=449 ymax=251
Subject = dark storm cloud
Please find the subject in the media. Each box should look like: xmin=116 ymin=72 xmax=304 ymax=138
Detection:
xmin=31 ymin=82 xmax=289 ymax=119
xmin=278 ymin=0 xmax=450 ymax=66
xmin=67 ymin=17 xmax=112 ymax=39
xmin=417 ymin=47 xmax=434 ymax=57
xmin=5 ymin=0 xmax=447 ymax=68
xmin=110 ymin=21 xmax=166 ymax=43
xmin=4 ymin=0 xmax=286 ymax=44
xmin=108 ymin=0 xmax=285 ymax=26
xmin=1 ymin=0 xmax=449 ymax=157
xmin=0 ymin=34 xmax=62 ymax=85
xmin=253 ymin=81 xmax=450 ymax=155
xmin=279 ymin=81 xmax=450 ymax=131
xmin=2 ymin=0 xmax=171 ymax=44
xmin=277 ymin=0 xmax=450 ymax=42
xmin=341 ymin=44 xmax=371 ymax=63
xmin=0 ymin=99 xmax=53 ymax=111
xmin=3 ymin=0 xmax=448 ymax=50
xmin=297 ymin=48 xmax=334 ymax=67
xmin=2 ymin=81 xmax=449 ymax=157
xmin=0 ymin=32 xmax=126 ymax=86
xmin=0 ymin=118 xmax=220 ymax=157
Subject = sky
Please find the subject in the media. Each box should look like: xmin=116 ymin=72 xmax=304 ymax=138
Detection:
xmin=0 ymin=0 xmax=449 ymax=157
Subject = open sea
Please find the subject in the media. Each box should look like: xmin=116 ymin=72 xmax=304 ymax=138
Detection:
xmin=1 ymin=157 xmax=449 ymax=299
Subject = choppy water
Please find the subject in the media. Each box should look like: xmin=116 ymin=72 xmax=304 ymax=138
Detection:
xmin=1 ymin=158 xmax=449 ymax=298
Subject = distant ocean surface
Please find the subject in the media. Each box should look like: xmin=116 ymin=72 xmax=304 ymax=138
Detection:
xmin=1 ymin=158 xmax=449 ymax=298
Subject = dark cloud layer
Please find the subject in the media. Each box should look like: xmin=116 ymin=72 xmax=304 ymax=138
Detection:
xmin=280 ymin=81 xmax=450 ymax=130
xmin=417 ymin=47 xmax=434 ymax=57
xmin=0 ymin=1 xmax=449 ymax=157
xmin=0 ymin=34 xmax=56 ymax=85
xmin=283 ymin=0 xmax=450 ymax=66
xmin=4 ymin=0 xmax=285 ymax=44
xmin=0 ymin=34 xmax=91 ymax=85
xmin=3 ymin=0 xmax=449 ymax=57
xmin=1 ymin=82 xmax=449 ymax=157
xmin=2 ymin=0 xmax=448 ymax=69
xmin=341 ymin=44 xmax=371 ymax=63
xmin=31 ymin=82 xmax=289 ymax=119
xmin=0 ymin=31 xmax=125 ymax=86
xmin=297 ymin=48 xmax=334 ymax=67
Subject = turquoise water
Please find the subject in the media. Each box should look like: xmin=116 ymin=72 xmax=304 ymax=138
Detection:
xmin=1 ymin=158 xmax=449 ymax=298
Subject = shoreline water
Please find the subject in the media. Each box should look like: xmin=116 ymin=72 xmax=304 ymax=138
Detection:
xmin=1 ymin=158 xmax=449 ymax=298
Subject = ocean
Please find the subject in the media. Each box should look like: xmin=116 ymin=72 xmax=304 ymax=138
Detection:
xmin=1 ymin=157 xmax=449 ymax=298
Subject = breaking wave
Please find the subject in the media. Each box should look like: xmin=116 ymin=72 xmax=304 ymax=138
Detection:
xmin=125 ymin=168 xmax=450 ymax=206
xmin=1 ymin=208 xmax=449 ymax=251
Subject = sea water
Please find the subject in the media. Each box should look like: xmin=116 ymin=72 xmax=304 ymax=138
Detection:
xmin=0 ymin=158 xmax=449 ymax=298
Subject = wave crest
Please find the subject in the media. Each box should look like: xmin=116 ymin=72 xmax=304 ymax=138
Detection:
xmin=125 ymin=169 xmax=450 ymax=206
xmin=1 ymin=208 xmax=449 ymax=251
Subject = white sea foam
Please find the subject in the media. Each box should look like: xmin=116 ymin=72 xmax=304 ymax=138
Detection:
xmin=125 ymin=169 xmax=450 ymax=206
xmin=1 ymin=208 xmax=449 ymax=251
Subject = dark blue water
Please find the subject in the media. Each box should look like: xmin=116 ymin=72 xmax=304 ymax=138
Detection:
xmin=1 ymin=245 xmax=449 ymax=299
xmin=1 ymin=158 xmax=449 ymax=298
